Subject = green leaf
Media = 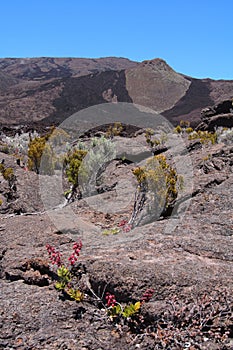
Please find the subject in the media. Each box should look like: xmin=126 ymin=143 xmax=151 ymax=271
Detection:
xmin=102 ymin=227 xmax=120 ymax=235
xmin=57 ymin=266 xmax=71 ymax=281
xmin=134 ymin=301 xmax=141 ymax=311
xmin=108 ymin=304 xmax=122 ymax=317
xmin=55 ymin=281 xmax=67 ymax=291
xmin=122 ymin=302 xmax=141 ymax=318
xmin=66 ymin=288 xmax=84 ymax=302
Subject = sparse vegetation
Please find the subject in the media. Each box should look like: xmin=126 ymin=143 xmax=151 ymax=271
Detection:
xmin=144 ymin=128 xmax=167 ymax=150
xmin=188 ymin=130 xmax=217 ymax=145
xmin=45 ymin=241 xmax=232 ymax=348
xmin=174 ymin=120 xmax=193 ymax=134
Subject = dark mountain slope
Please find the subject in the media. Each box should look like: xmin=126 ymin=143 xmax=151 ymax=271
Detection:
xmin=0 ymin=56 xmax=232 ymax=126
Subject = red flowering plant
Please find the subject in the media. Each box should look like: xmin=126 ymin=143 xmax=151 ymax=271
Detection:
xmin=105 ymin=288 xmax=155 ymax=320
xmin=102 ymin=219 xmax=132 ymax=236
xmin=118 ymin=219 xmax=132 ymax=233
xmin=46 ymin=240 xmax=84 ymax=301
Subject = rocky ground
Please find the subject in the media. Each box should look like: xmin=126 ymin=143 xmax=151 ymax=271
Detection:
xmin=0 ymin=115 xmax=233 ymax=349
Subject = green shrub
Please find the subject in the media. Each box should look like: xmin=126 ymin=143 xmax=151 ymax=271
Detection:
xmin=188 ymin=130 xmax=217 ymax=145
xmin=28 ymin=136 xmax=47 ymax=174
xmin=0 ymin=164 xmax=14 ymax=181
xmin=144 ymin=128 xmax=167 ymax=148
xmin=0 ymin=144 xmax=10 ymax=154
xmin=106 ymin=122 xmax=123 ymax=138
xmin=65 ymin=149 xmax=88 ymax=186
xmin=174 ymin=125 xmax=182 ymax=134
xmin=185 ymin=127 xmax=193 ymax=134
xmin=174 ymin=120 xmax=192 ymax=134
xmin=133 ymin=154 xmax=183 ymax=209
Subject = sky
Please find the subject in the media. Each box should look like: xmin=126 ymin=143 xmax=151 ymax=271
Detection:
xmin=0 ymin=0 xmax=232 ymax=80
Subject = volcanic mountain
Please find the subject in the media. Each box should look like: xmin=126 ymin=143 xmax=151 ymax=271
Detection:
xmin=0 ymin=56 xmax=233 ymax=126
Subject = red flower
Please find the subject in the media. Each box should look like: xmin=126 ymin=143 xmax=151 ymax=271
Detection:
xmin=46 ymin=244 xmax=63 ymax=267
xmin=140 ymin=288 xmax=155 ymax=303
xmin=118 ymin=219 xmax=128 ymax=227
xmin=122 ymin=224 xmax=132 ymax=233
xmin=105 ymin=292 xmax=116 ymax=307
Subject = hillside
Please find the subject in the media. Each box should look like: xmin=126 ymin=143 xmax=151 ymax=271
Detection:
xmin=0 ymin=57 xmax=233 ymax=126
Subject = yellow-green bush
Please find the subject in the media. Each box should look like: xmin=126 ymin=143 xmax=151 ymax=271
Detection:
xmin=174 ymin=120 xmax=192 ymax=134
xmin=133 ymin=155 xmax=183 ymax=209
xmin=174 ymin=125 xmax=182 ymax=134
xmin=106 ymin=122 xmax=123 ymax=138
xmin=188 ymin=130 xmax=217 ymax=145
xmin=144 ymin=128 xmax=167 ymax=148
xmin=28 ymin=136 xmax=55 ymax=174
xmin=0 ymin=164 xmax=14 ymax=181
xmin=185 ymin=127 xmax=193 ymax=134
xmin=65 ymin=149 xmax=87 ymax=187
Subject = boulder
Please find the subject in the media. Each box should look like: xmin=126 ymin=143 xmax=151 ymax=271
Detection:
xmin=197 ymin=99 xmax=233 ymax=130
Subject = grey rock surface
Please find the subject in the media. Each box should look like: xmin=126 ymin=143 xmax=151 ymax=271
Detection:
xmin=0 ymin=132 xmax=233 ymax=349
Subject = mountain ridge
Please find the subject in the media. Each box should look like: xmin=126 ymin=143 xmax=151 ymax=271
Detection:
xmin=0 ymin=56 xmax=232 ymax=126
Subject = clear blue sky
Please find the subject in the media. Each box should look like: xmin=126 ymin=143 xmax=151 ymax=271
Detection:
xmin=1 ymin=0 xmax=232 ymax=79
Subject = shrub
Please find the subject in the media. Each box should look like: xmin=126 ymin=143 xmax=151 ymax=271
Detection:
xmin=133 ymin=155 xmax=183 ymax=210
xmin=0 ymin=144 xmax=10 ymax=154
xmin=180 ymin=120 xmax=190 ymax=128
xmin=0 ymin=163 xmax=14 ymax=181
xmin=188 ymin=130 xmax=217 ymax=145
xmin=185 ymin=127 xmax=193 ymax=134
xmin=65 ymin=149 xmax=88 ymax=185
xmin=27 ymin=136 xmax=54 ymax=174
xmin=174 ymin=125 xmax=182 ymax=134
xmin=174 ymin=121 xmax=193 ymax=135
xmin=48 ymin=127 xmax=70 ymax=147
xmin=106 ymin=122 xmax=123 ymax=138
xmin=144 ymin=128 xmax=167 ymax=149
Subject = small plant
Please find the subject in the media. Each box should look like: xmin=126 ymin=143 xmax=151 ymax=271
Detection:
xmin=174 ymin=124 xmax=182 ymax=134
xmin=0 ymin=164 xmax=16 ymax=189
xmin=102 ymin=227 xmax=120 ymax=235
xmin=46 ymin=241 xmax=84 ymax=301
xmin=144 ymin=128 xmax=167 ymax=150
xmin=106 ymin=122 xmax=123 ymax=138
xmin=106 ymin=288 xmax=154 ymax=320
xmin=107 ymin=301 xmax=141 ymax=319
xmin=46 ymin=241 xmax=155 ymax=321
xmin=174 ymin=120 xmax=193 ymax=135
